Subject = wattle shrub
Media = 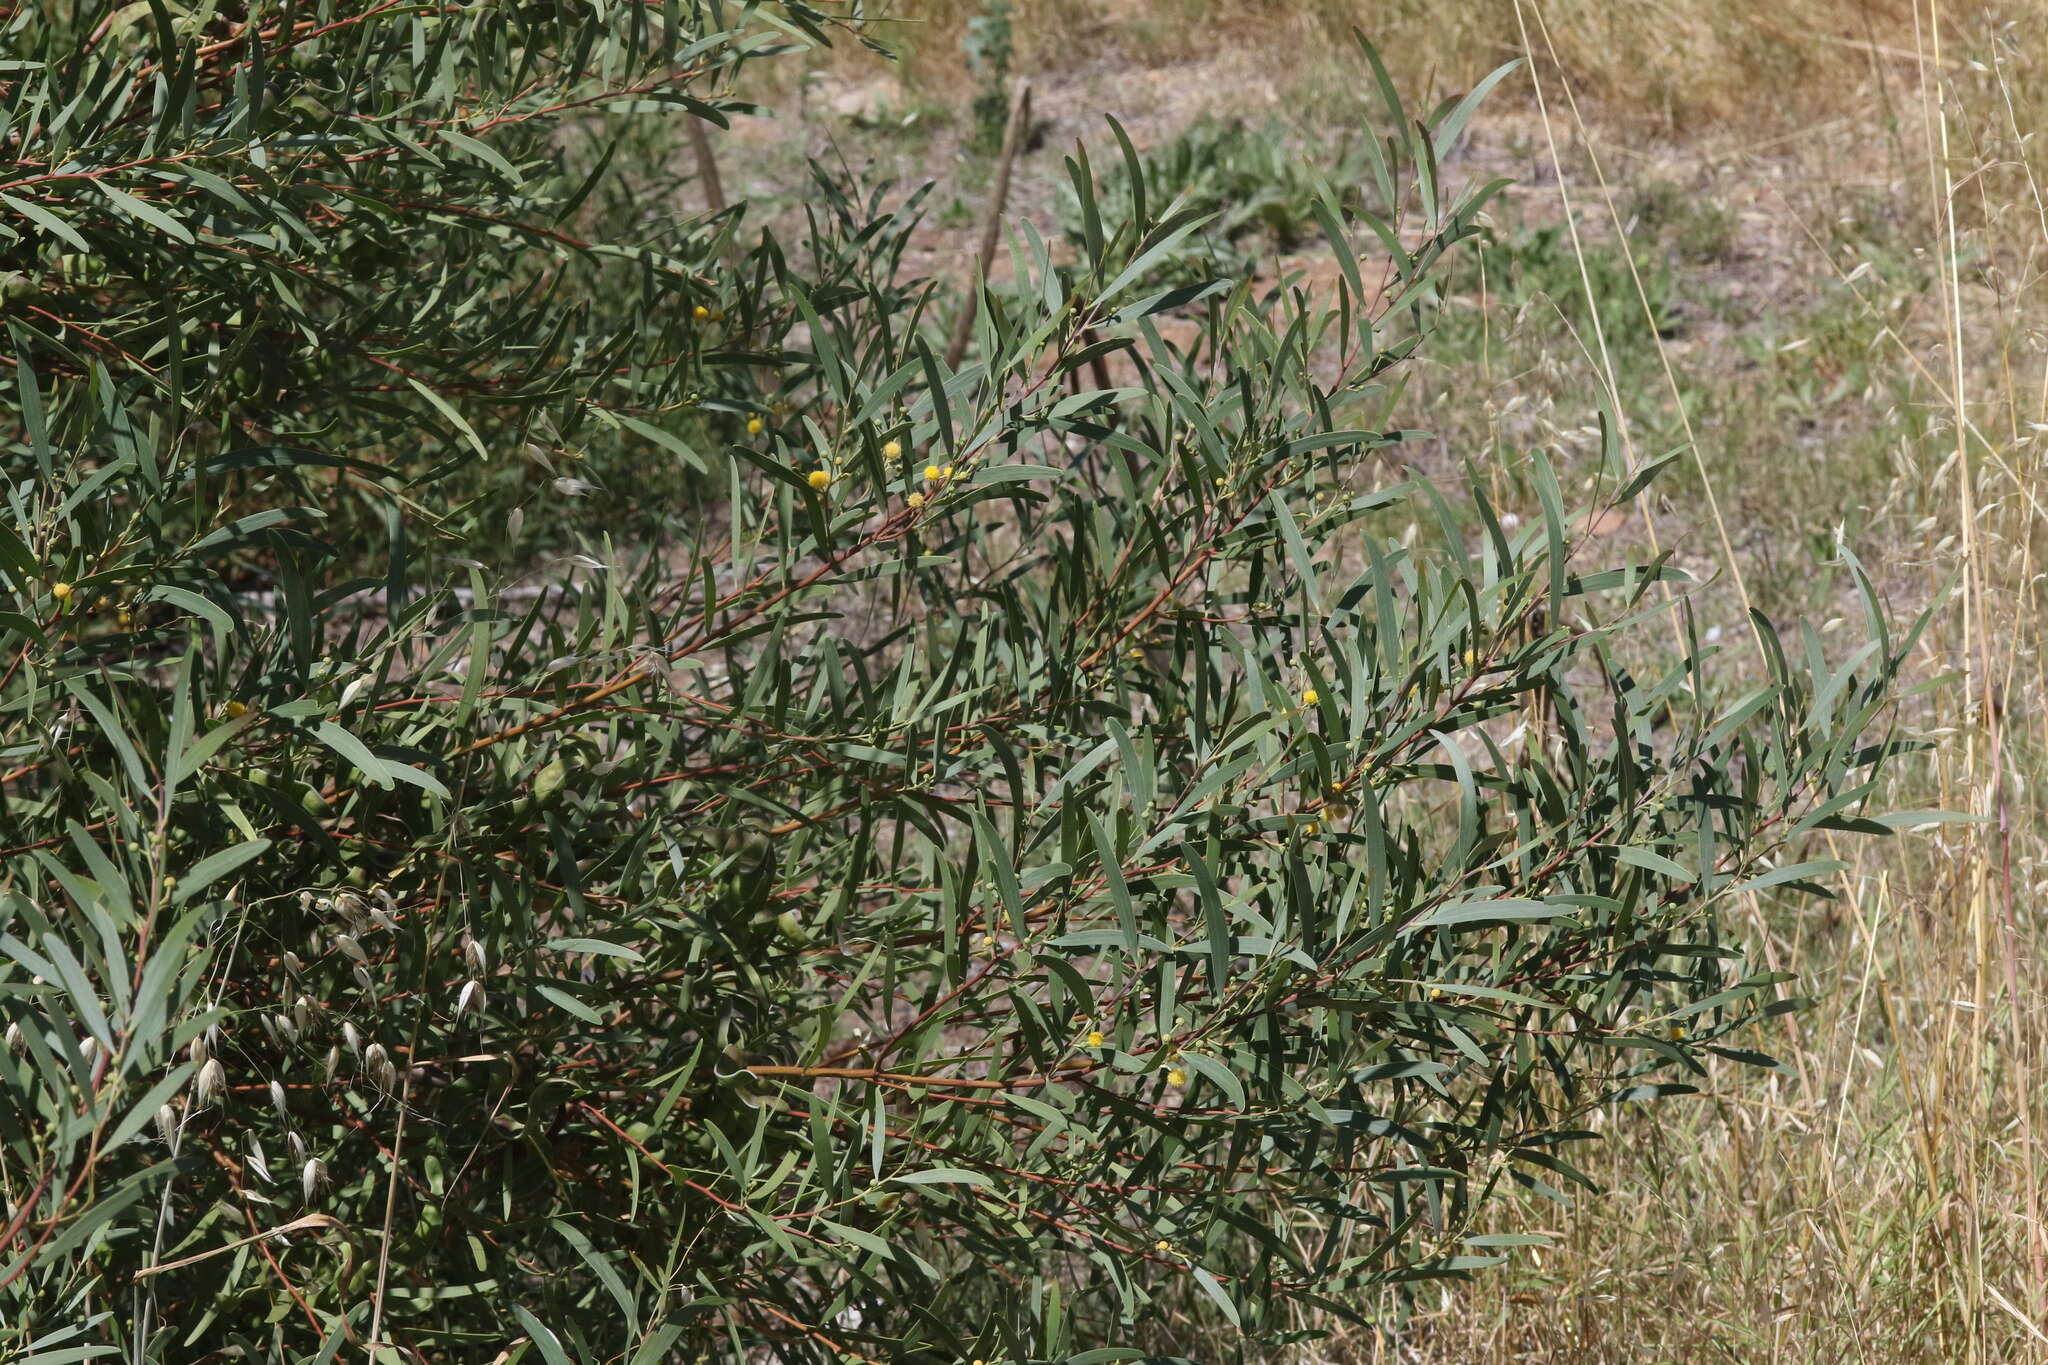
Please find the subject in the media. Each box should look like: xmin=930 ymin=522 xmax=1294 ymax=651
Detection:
xmin=0 ymin=8 xmax=1916 ymax=1359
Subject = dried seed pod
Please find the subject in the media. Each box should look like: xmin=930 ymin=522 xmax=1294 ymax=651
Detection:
xmin=269 ymin=1079 xmax=290 ymax=1121
xmin=270 ymin=1013 xmax=298 ymax=1046
xmin=246 ymin=1139 xmax=271 ymax=1185
xmin=342 ymin=1022 xmax=364 ymax=1059
xmin=188 ymin=1033 xmax=209 ymax=1067
xmin=324 ymin=1046 xmax=342 ymax=1083
xmin=368 ymin=907 xmax=398 ymax=933
xmin=292 ymin=995 xmax=316 ymax=1032
xmin=194 ymin=1058 xmax=227 ymax=1107
xmin=287 ymin=1131 xmax=307 ymax=1165
xmin=455 ymin=980 xmax=485 ymax=1020
xmin=4 ymin=1022 xmax=22 ymax=1053
xmin=78 ymin=1036 xmax=100 ymax=1067
xmin=364 ymin=1043 xmax=396 ymax=1091
xmin=301 ymin=1157 xmax=327 ymax=1202
xmin=156 ymin=1104 xmax=179 ymax=1147
xmin=298 ymin=890 xmax=314 ymax=913
xmin=463 ymin=936 xmax=488 ymax=976
xmin=333 ymin=932 xmax=366 ymax=964
xmin=352 ymin=964 xmax=375 ymax=995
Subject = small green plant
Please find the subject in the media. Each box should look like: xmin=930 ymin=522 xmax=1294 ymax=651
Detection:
xmin=962 ymin=0 xmax=1016 ymax=154
xmin=1630 ymin=179 xmax=1739 ymax=265
xmin=1056 ymin=116 xmax=1372 ymax=289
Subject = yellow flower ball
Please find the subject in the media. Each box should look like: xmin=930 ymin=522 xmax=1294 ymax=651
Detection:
xmin=941 ymin=464 xmax=956 ymax=478
xmin=1429 ymin=987 xmax=1444 ymax=999
xmin=924 ymin=464 xmax=943 ymax=481
xmin=222 ymin=701 xmax=249 ymax=720
xmin=907 ymin=491 xmax=925 ymax=509
xmin=692 ymin=304 xmax=710 ymax=321
xmin=807 ymin=470 xmax=832 ymax=490
xmin=1667 ymin=1025 xmax=1686 ymax=1040
xmin=50 ymin=582 xmax=73 ymax=603
xmin=116 ymin=609 xmax=133 ymax=627
xmin=1166 ymin=1068 xmax=1187 ymax=1087
xmin=746 ymin=417 xmax=764 ymax=436
xmin=883 ymin=440 xmax=903 ymax=459
xmin=1155 ymin=1239 xmax=1172 ymax=1253
xmin=1302 ymin=821 xmax=1318 ymax=836
xmin=1086 ymin=1030 xmax=1104 ymax=1048
xmin=1300 ymin=688 xmax=1319 ymax=706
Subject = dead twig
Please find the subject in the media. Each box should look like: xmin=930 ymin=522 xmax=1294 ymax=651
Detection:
xmin=944 ymin=81 xmax=1033 ymax=368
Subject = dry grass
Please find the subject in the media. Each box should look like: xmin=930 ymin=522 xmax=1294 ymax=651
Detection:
xmin=863 ymin=0 xmax=1918 ymax=132
xmin=759 ymin=1 xmax=2048 ymax=1355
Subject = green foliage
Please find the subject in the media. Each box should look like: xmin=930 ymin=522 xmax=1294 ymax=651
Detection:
xmin=0 ymin=10 xmax=1919 ymax=1363
xmin=962 ymin=0 xmax=1016 ymax=154
xmin=1056 ymin=116 xmax=1372 ymax=288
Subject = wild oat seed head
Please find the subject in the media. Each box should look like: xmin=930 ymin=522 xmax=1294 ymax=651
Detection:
xmin=194 ymin=1057 xmax=227 ymax=1107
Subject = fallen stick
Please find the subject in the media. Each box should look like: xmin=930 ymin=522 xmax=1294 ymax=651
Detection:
xmin=944 ymin=81 xmax=1033 ymax=368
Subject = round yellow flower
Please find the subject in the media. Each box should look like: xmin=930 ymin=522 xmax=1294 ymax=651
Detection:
xmin=116 ymin=609 xmax=133 ymax=627
xmin=941 ymin=464 xmax=956 ymax=478
xmin=1300 ymin=688 xmax=1319 ymax=706
xmin=1302 ymin=821 xmax=1318 ymax=836
xmin=1667 ymin=1025 xmax=1686 ymax=1040
xmin=746 ymin=417 xmax=764 ymax=436
xmin=692 ymin=304 xmax=710 ymax=321
xmin=222 ymin=700 xmax=249 ymax=720
xmin=1166 ymin=1067 xmax=1187 ymax=1087
xmin=924 ymin=464 xmax=943 ymax=481
xmin=50 ymin=582 xmax=73 ymax=603
xmin=1086 ymin=1030 xmax=1104 ymax=1048
xmin=807 ymin=470 xmax=832 ymax=490
xmin=907 ymin=491 xmax=925 ymax=509
xmin=883 ymin=440 xmax=903 ymax=459
xmin=1155 ymin=1239 xmax=1172 ymax=1253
